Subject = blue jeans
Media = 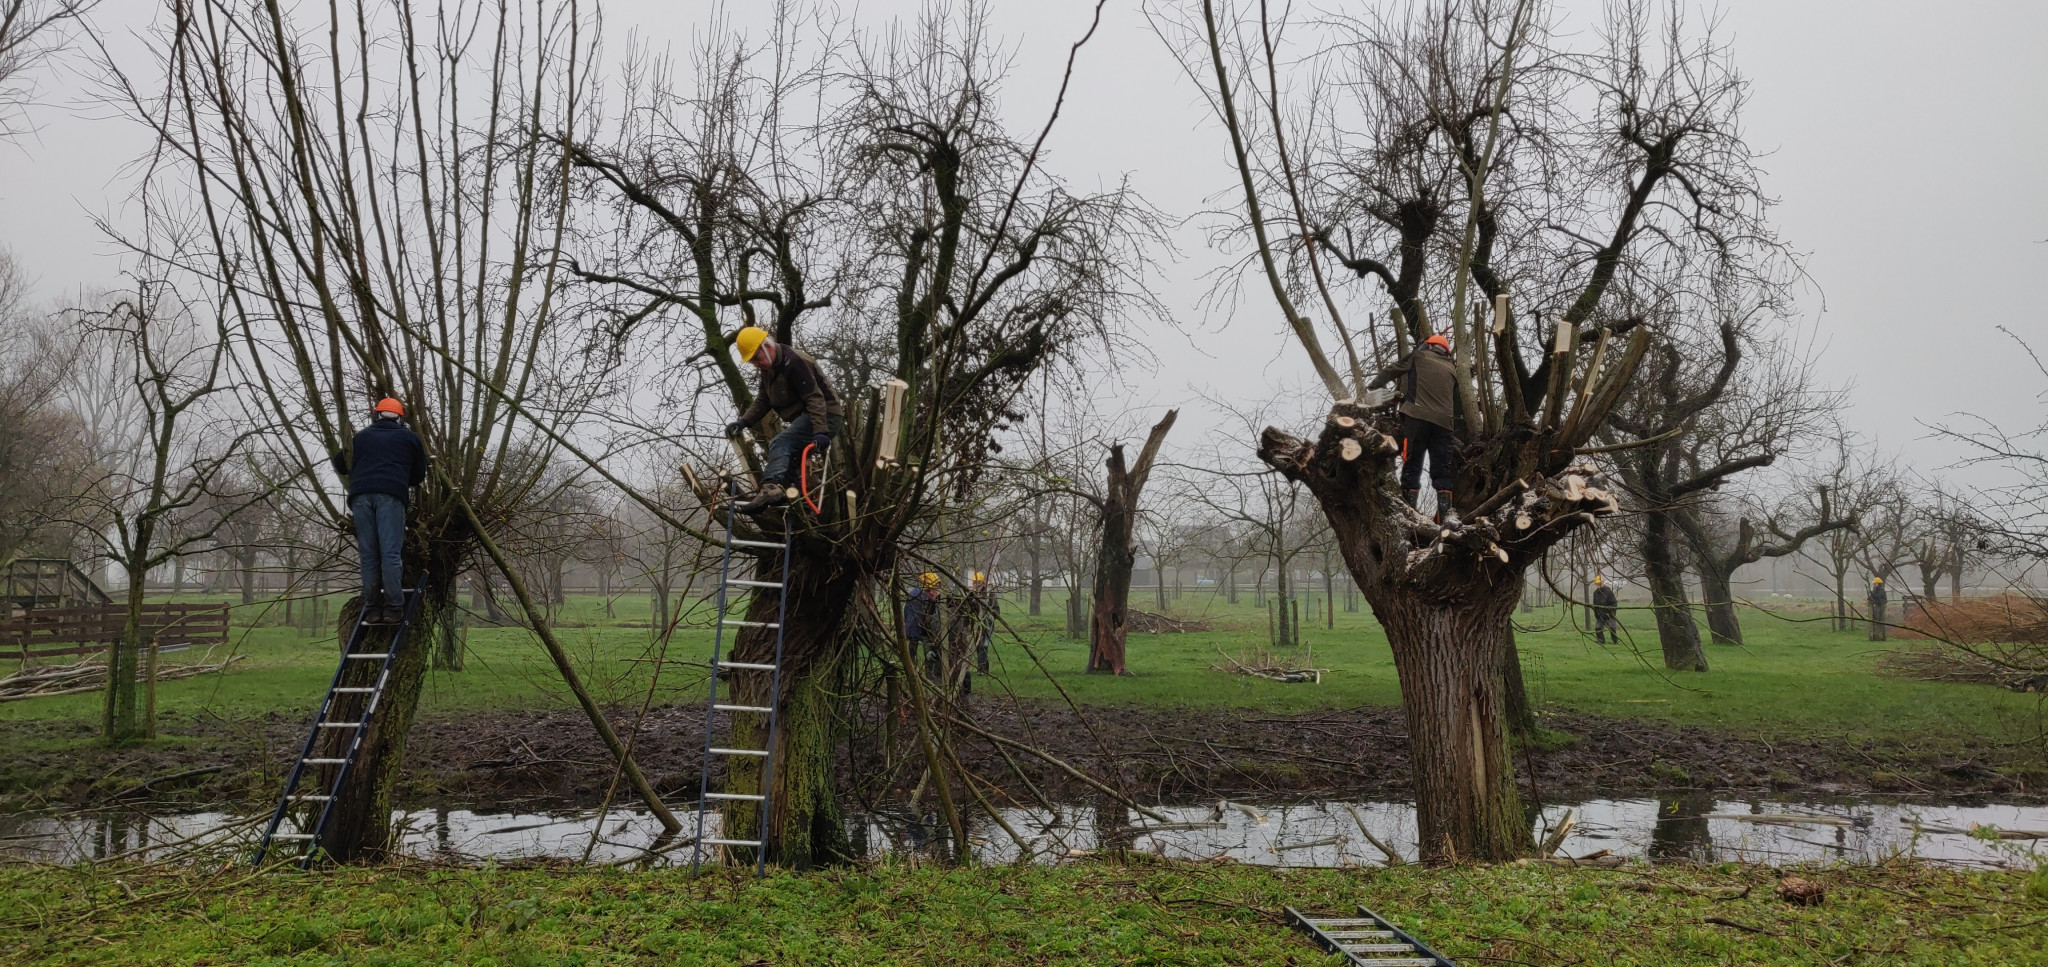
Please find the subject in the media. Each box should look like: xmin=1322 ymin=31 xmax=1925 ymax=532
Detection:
xmin=350 ymin=493 xmax=406 ymax=610
xmin=762 ymin=413 xmax=842 ymax=483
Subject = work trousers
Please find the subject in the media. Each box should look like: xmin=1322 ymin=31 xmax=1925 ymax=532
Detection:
xmin=1593 ymin=609 xmax=1622 ymax=643
xmin=1399 ymin=416 xmax=1457 ymax=492
xmin=350 ymin=493 xmax=407 ymax=610
xmin=1868 ymin=602 xmax=1888 ymax=641
xmin=762 ymin=412 xmax=845 ymax=484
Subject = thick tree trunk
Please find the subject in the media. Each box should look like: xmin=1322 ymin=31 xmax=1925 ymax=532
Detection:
xmin=720 ymin=555 xmax=859 ymax=869
xmin=1026 ymin=545 xmax=1042 ymax=616
xmin=1641 ymin=513 xmax=1708 ymax=672
xmin=104 ymin=567 xmax=150 ymax=742
xmin=1374 ymin=588 xmax=1531 ymax=862
xmin=1086 ymin=413 xmax=1175 ymax=675
xmin=1698 ymin=565 xmax=1742 ymax=645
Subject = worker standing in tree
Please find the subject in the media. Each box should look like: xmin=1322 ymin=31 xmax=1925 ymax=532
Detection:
xmin=1591 ymin=574 xmax=1622 ymax=644
xmin=723 ymin=326 xmax=842 ymax=512
xmin=330 ymin=398 xmax=427 ymax=624
xmin=1867 ymin=576 xmax=1888 ymax=641
xmin=1366 ymin=332 xmax=1459 ymax=523
xmin=905 ymin=572 xmax=944 ymax=682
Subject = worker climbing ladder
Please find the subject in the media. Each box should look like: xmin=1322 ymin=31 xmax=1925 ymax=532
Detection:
xmin=692 ymin=501 xmax=792 ymax=875
xmin=253 ymin=585 xmax=424 ymax=868
xmin=1287 ymin=906 xmax=1457 ymax=966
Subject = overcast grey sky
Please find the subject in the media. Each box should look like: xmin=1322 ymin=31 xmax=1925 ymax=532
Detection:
xmin=3 ymin=0 xmax=2043 ymax=476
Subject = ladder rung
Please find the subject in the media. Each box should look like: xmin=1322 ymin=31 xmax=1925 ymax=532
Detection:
xmin=1309 ymin=919 xmax=1380 ymax=927
xmin=271 ymin=833 xmax=318 ymax=840
xmin=332 ymin=687 xmax=375 ymax=693
xmin=723 ymin=620 xmax=780 ymax=629
xmin=1325 ymin=931 xmax=1398 ymax=939
xmin=346 ymin=653 xmax=389 ymax=660
xmin=1340 ymin=944 xmax=1418 ymax=954
xmin=316 ymin=722 xmax=363 ymax=729
xmin=303 ymin=758 xmax=349 ymax=765
xmin=709 ymin=747 xmax=770 ymax=757
xmin=728 ymin=539 xmax=785 ymax=549
xmin=713 ymin=704 xmax=774 ymax=714
xmin=287 ymin=795 xmax=332 ymax=801
xmin=1335 ymin=960 xmax=1433 ymax=967
xmin=728 ymin=579 xmax=783 ymax=588
xmin=705 ymin=792 xmax=766 ymax=801
xmin=703 ymin=837 xmax=764 ymax=847
xmin=720 ymin=661 xmax=777 ymax=671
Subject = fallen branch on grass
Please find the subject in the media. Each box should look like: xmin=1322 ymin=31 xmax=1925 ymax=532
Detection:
xmin=0 ymin=656 xmax=246 ymax=701
xmin=1210 ymin=647 xmax=1324 ymax=684
xmin=1126 ymin=611 xmax=1211 ymax=634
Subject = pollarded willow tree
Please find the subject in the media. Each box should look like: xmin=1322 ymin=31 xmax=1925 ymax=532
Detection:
xmin=565 ymin=4 xmax=1161 ymax=866
xmin=1172 ymin=0 xmax=1783 ymax=860
xmin=110 ymin=0 xmax=647 ymax=860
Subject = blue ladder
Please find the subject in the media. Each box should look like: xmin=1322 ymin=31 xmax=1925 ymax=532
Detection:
xmin=692 ymin=503 xmax=791 ymax=875
xmin=253 ymin=585 xmax=422 ymax=868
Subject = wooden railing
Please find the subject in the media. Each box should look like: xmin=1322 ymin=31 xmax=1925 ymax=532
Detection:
xmin=0 ymin=604 xmax=231 ymax=661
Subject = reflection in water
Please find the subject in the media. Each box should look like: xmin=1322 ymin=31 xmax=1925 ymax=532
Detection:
xmin=1 ymin=797 xmax=2041 ymax=870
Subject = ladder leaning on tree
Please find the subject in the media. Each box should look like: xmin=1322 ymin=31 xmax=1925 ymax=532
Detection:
xmin=252 ymin=583 xmax=423 ymax=868
xmin=691 ymin=499 xmax=793 ymax=875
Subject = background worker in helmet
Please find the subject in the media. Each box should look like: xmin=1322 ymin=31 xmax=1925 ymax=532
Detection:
xmin=1867 ymin=576 xmax=1888 ymax=641
xmin=1366 ymin=332 xmax=1459 ymax=522
xmin=724 ymin=326 xmax=842 ymax=510
xmin=904 ymin=572 xmax=944 ymax=681
xmin=964 ymin=571 xmax=998 ymax=675
xmin=329 ymin=397 xmax=427 ymax=624
xmin=1591 ymin=574 xmax=1622 ymax=643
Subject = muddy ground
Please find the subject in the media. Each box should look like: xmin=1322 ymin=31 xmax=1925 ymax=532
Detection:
xmin=2 ymin=698 xmax=2038 ymax=812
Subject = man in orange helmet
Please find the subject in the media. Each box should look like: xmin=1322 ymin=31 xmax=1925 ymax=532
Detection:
xmin=1366 ymin=331 xmax=1460 ymax=524
xmin=330 ymin=397 xmax=427 ymax=624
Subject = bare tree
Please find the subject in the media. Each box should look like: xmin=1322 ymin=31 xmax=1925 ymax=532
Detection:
xmin=0 ymin=252 xmax=98 ymax=567
xmin=1685 ymin=482 xmax=1855 ymax=646
xmin=0 ymin=0 xmax=96 ymax=137
xmin=1172 ymin=0 xmax=1782 ymax=859
xmin=1085 ymin=410 xmax=1175 ymax=675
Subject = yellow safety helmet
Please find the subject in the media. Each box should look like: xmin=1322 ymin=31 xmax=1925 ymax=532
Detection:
xmin=973 ymin=571 xmax=986 ymax=583
xmin=919 ymin=572 xmax=940 ymax=589
xmin=1873 ymin=576 xmax=1884 ymax=585
xmin=1593 ymin=574 xmax=1604 ymax=584
xmin=734 ymin=326 xmax=769 ymax=363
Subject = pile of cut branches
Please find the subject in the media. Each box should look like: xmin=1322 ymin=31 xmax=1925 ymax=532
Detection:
xmin=1127 ymin=611 xmax=1210 ymax=634
xmin=1211 ymin=646 xmax=1323 ymax=684
xmin=1881 ymin=595 xmax=2048 ymax=692
xmin=0 ymin=655 xmax=246 ymax=702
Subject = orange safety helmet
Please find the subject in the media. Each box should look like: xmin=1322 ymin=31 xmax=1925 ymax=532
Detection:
xmin=1423 ymin=334 xmax=1451 ymax=351
xmin=374 ymin=397 xmax=405 ymax=417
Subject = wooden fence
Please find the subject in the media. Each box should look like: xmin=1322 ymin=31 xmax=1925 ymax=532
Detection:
xmin=0 ymin=604 xmax=231 ymax=661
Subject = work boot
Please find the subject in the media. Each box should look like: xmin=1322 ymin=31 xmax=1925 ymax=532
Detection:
xmin=382 ymin=605 xmax=406 ymax=626
xmin=1403 ymin=488 xmax=1420 ymax=511
xmin=736 ymin=480 xmax=791 ymax=514
xmin=1437 ymin=490 xmax=1458 ymax=527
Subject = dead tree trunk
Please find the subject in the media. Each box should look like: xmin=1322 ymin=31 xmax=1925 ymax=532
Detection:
xmin=1087 ymin=411 xmax=1177 ymax=675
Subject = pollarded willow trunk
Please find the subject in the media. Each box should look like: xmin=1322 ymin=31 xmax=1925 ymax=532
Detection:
xmin=1641 ymin=514 xmax=1708 ymax=671
xmin=1371 ymin=583 xmax=1529 ymax=859
xmin=1259 ymin=398 xmax=1635 ymax=862
xmin=718 ymin=549 xmax=860 ymax=869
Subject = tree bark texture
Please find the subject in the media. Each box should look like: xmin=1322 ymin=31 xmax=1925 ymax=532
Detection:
xmin=1641 ymin=511 xmax=1708 ymax=672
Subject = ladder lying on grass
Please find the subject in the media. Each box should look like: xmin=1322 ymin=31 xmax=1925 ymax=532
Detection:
xmin=252 ymin=586 xmax=422 ymax=868
xmin=691 ymin=502 xmax=792 ymax=875
xmin=1287 ymin=906 xmax=1458 ymax=966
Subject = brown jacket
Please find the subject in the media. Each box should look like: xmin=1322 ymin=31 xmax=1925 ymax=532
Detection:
xmin=740 ymin=345 xmax=842 ymax=428
xmin=1369 ymin=344 xmax=1457 ymax=430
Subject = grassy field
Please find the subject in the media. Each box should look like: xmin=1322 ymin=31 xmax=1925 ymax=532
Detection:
xmin=2 ymin=857 xmax=2044 ymax=965
xmin=3 ymin=588 xmax=2041 ymax=758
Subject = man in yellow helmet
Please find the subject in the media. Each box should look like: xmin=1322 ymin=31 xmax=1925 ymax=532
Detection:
xmin=905 ymin=571 xmax=944 ymax=682
xmin=963 ymin=571 xmax=998 ymax=677
xmin=1867 ymin=576 xmax=1888 ymax=642
xmin=1591 ymin=574 xmax=1621 ymax=644
xmin=724 ymin=326 xmax=842 ymax=509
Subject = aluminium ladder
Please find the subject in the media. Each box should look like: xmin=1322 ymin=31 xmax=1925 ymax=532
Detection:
xmin=692 ymin=502 xmax=792 ymax=875
xmin=1287 ymin=906 xmax=1458 ymax=967
xmin=253 ymin=585 xmax=423 ymax=868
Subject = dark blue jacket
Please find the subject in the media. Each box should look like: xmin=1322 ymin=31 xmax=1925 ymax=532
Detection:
xmin=332 ymin=419 xmax=428 ymax=503
xmin=905 ymin=588 xmax=941 ymax=641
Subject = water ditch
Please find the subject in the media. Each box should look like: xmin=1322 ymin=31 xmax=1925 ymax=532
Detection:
xmin=4 ymin=796 xmax=2043 ymax=870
